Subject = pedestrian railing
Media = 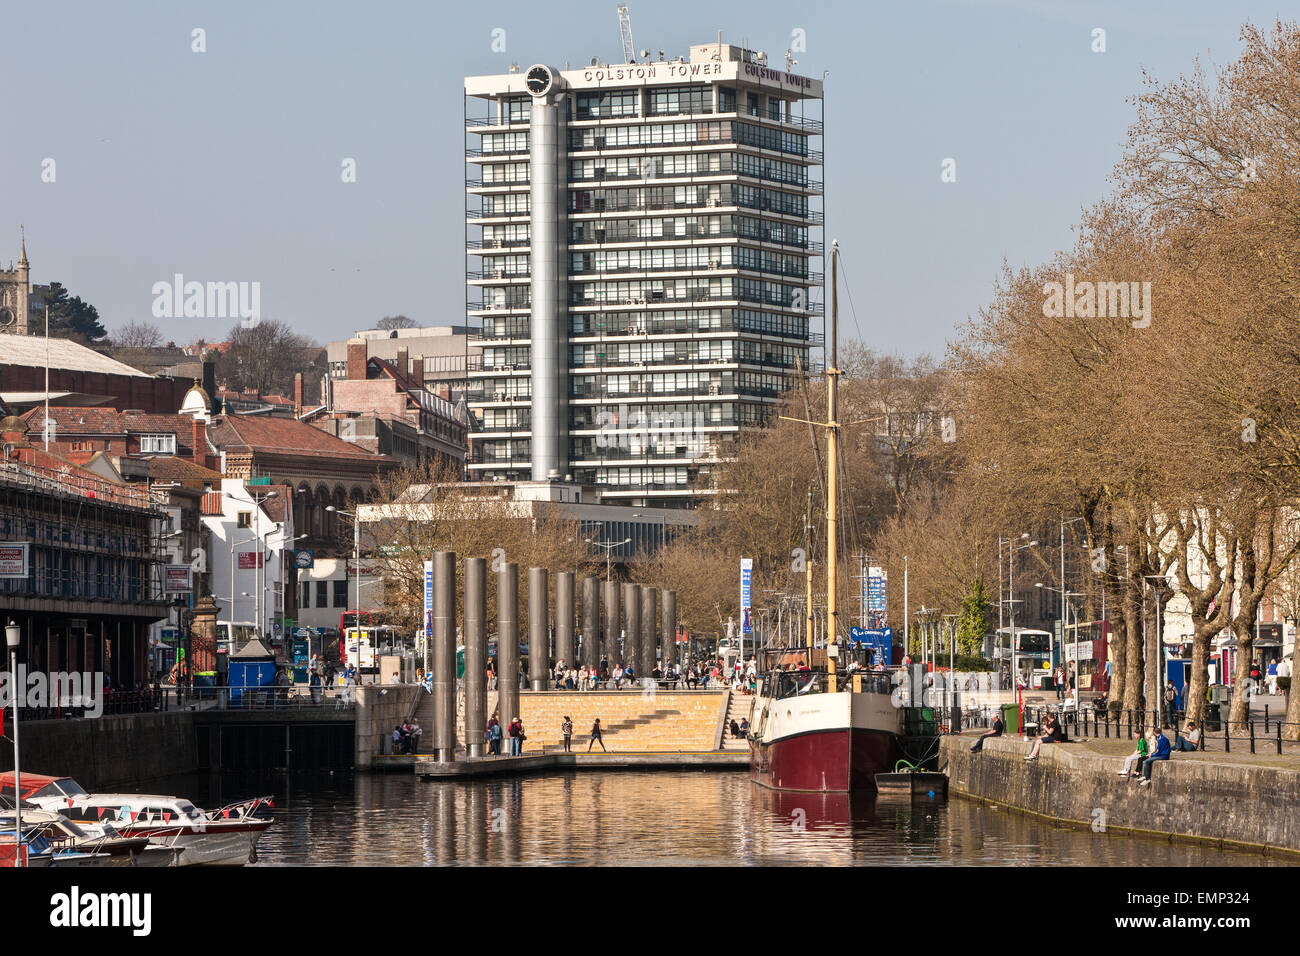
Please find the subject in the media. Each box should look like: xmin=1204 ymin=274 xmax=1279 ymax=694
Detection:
xmin=966 ymin=702 xmax=1300 ymax=756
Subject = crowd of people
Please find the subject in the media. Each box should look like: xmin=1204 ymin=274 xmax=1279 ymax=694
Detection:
xmin=545 ymin=656 xmax=760 ymax=693
xmin=390 ymin=719 xmax=423 ymax=754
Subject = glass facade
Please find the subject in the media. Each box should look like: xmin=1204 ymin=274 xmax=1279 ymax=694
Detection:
xmin=466 ymin=53 xmax=823 ymax=504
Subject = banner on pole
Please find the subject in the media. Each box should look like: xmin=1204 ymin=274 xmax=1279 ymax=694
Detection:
xmin=867 ymin=566 xmax=888 ymax=628
xmin=740 ymin=558 xmax=753 ymax=635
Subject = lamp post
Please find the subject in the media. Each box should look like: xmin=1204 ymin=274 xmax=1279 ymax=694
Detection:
xmin=1059 ymin=517 xmax=1085 ymax=668
xmin=1008 ymin=535 xmax=1038 ymax=695
xmin=282 ymin=533 xmax=309 ymax=664
xmin=326 ymin=506 xmax=362 ymax=675
xmin=6 ymin=620 xmax=21 ymax=867
xmin=585 ymin=537 xmax=631 ymax=583
xmin=249 ymin=490 xmax=278 ymax=641
xmin=1143 ymin=573 xmax=1169 ymax=725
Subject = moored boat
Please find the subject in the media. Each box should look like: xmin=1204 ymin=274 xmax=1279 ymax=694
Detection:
xmin=1 ymin=772 xmax=272 ymax=866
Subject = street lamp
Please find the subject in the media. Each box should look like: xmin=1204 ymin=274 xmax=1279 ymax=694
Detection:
xmin=585 ymin=537 xmax=631 ymax=583
xmin=326 ymin=506 xmax=362 ymax=676
xmin=1007 ymin=535 xmax=1038 ymax=696
xmin=281 ymin=533 xmax=309 ymax=654
xmin=249 ymin=490 xmax=278 ymax=641
xmin=6 ymin=620 xmax=21 ymax=867
xmin=1143 ymin=573 xmax=1170 ymax=725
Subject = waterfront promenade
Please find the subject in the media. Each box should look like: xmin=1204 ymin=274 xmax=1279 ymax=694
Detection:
xmin=946 ymin=710 xmax=1300 ymax=856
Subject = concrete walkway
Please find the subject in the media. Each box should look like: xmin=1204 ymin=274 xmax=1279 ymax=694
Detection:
xmin=412 ymin=750 xmax=748 ymax=779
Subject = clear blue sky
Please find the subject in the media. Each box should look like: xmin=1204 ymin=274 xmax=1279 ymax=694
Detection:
xmin=0 ymin=0 xmax=1283 ymax=358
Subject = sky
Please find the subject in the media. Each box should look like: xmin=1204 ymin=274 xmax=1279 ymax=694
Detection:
xmin=0 ymin=0 xmax=1287 ymax=359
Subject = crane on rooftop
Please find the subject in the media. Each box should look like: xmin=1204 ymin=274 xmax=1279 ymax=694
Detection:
xmin=618 ymin=5 xmax=636 ymax=63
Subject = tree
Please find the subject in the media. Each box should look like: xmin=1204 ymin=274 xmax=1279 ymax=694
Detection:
xmin=376 ymin=315 xmax=417 ymax=331
xmin=217 ymin=319 xmax=325 ymax=397
xmin=30 ymin=282 xmax=107 ymax=342
xmin=112 ymin=321 xmax=163 ymax=348
xmin=956 ymin=579 xmax=991 ymax=656
xmin=360 ymin=458 xmax=599 ymax=639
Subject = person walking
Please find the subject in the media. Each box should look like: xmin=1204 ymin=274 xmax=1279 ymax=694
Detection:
xmin=487 ymin=713 xmax=502 ymax=756
xmin=1164 ymin=681 xmax=1178 ymax=726
xmin=507 ymin=717 xmax=522 ymax=756
xmin=587 ymin=717 xmax=607 ymax=752
xmin=561 ymin=715 xmax=574 ymax=753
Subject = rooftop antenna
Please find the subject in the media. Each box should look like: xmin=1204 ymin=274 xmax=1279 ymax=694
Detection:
xmin=618 ymin=5 xmax=636 ymax=63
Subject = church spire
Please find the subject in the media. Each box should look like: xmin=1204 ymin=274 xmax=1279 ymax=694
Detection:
xmin=18 ymin=225 xmax=27 ymax=266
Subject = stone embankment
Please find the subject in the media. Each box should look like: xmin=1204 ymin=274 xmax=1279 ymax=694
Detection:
xmin=941 ymin=732 xmax=1300 ymax=856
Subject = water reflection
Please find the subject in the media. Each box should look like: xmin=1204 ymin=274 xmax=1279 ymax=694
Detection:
xmin=161 ymin=770 xmax=1282 ymax=867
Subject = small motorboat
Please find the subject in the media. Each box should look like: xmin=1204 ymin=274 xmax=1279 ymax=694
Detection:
xmin=1 ymin=772 xmax=272 ymax=866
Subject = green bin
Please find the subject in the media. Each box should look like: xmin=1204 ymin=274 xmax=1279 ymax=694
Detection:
xmin=1001 ymin=702 xmax=1020 ymax=735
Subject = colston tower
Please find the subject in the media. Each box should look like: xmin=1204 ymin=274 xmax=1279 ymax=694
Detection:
xmin=464 ymin=40 xmax=824 ymax=506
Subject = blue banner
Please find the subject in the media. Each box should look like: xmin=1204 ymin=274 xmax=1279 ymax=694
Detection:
xmin=850 ymin=626 xmax=893 ymax=666
xmin=740 ymin=558 xmax=753 ymax=635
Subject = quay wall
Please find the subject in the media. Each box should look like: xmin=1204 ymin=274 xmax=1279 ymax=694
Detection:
xmin=355 ymin=685 xmax=426 ymax=770
xmin=940 ymin=734 xmax=1300 ymax=855
xmin=0 ymin=712 xmax=197 ymax=789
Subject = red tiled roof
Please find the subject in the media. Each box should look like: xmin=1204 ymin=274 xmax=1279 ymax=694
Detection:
xmin=209 ymin=415 xmax=393 ymax=462
xmin=201 ymin=491 xmax=223 ymax=515
xmin=19 ymin=406 xmax=199 ymax=438
xmin=147 ymin=456 xmax=225 ymax=482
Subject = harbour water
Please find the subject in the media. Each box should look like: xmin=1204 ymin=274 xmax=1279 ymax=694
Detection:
xmin=164 ymin=770 xmax=1285 ymax=866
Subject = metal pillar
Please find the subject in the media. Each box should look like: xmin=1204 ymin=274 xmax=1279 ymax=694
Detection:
xmin=641 ymin=586 xmax=658 ymax=679
xmin=528 ymin=567 xmax=549 ymax=691
xmin=464 ymin=557 xmax=487 ymax=757
xmin=581 ymin=576 xmax=599 ymax=670
xmin=556 ymin=571 xmax=575 ymax=668
xmin=433 ymin=550 xmax=457 ymax=761
xmin=497 ymin=563 xmax=520 ymax=734
xmin=604 ymin=579 xmax=620 ymax=668
xmin=624 ymin=583 xmax=641 ymax=678
xmin=663 ymin=590 xmax=677 ymax=670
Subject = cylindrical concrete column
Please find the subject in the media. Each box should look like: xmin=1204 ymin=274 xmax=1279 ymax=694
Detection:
xmin=433 ymin=550 xmax=457 ymax=760
xmin=624 ymin=583 xmax=641 ymax=679
xmin=528 ymin=567 xmax=549 ymax=691
xmin=556 ymin=571 xmax=575 ymax=668
xmin=641 ymin=586 xmax=658 ymax=680
xmin=529 ymin=81 xmax=568 ymax=481
xmin=497 ymin=562 xmax=520 ymax=738
xmin=581 ymin=576 xmax=599 ymax=670
xmin=603 ymin=579 xmax=620 ymax=668
xmin=662 ymin=590 xmax=677 ymax=671
xmin=464 ymin=557 xmax=487 ymax=757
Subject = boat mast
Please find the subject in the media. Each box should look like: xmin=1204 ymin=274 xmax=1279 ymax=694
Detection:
xmin=826 ymin=240 xmax=840 ymax=692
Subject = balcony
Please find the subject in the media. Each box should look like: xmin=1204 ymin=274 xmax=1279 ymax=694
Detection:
xmin=467 ymin=269 xmax=531 ymax=281
xmin=468 ymin=238 xmax=531 ymax=250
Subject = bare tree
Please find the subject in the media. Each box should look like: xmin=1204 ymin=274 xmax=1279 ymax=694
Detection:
xmin=112 ymin=321 xmax=163 ymax=348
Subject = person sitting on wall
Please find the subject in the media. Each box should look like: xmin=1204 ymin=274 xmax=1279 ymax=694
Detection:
xmin=1023 ymin=712 xmax=1062 ymax=760
xmin=970 ymin=712 xmax=1004 ymax=754
xmin=1118 ymin=730 xmax=1148 ymax=777
xmin=1139 ymin=726 xmax=1172 ymax=786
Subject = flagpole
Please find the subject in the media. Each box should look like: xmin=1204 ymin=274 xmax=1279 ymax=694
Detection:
xmin=44 ymin=306 xmax=50 ymax=451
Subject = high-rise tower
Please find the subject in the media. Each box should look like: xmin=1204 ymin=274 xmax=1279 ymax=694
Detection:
xmin=465 ymin=42 xmax=824 ymax=506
